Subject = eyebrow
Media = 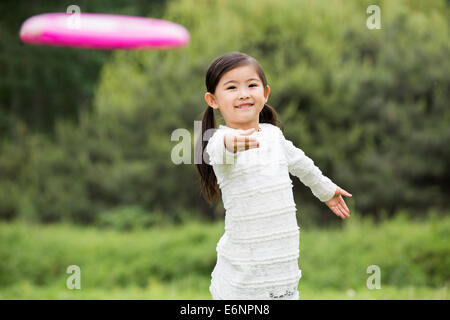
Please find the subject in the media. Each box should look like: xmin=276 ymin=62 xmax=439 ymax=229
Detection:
xmin=223 ymin=78 xmax=260 ymax=86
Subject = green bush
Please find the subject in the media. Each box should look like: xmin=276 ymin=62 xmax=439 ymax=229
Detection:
xmin=0 ymin=0 xmax=448 ymax=225
xmin=300 ymin=211 xmax=450 ymax=289
xmin=0 ymin=214 xmax=448 ymax=292
xmin=95 ymin=205 xmax=167 ymax=231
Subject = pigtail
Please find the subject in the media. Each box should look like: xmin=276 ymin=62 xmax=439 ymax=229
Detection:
xmin=260 ymin=103 xmax=284 ymax=134
xmin=195 ymin=106 xmax=220 ymax=205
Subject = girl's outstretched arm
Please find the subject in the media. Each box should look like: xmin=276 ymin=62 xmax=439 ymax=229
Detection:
xmin=278 ymin=129 xmax=352 ymax=219
xmin=280 ymin=135 xmax=337 ymax=201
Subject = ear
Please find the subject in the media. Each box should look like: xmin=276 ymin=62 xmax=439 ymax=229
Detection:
xmin=264 ymin=85 xmax=270 ymax=103
xmin=204 ymin=92 xmax=219 ymax=110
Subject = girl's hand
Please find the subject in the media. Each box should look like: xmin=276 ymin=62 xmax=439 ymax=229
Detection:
xmin=224 ymin=128 xmax=260 ymax=153
xmin=325 ymin=187 xmax=352 ymax=220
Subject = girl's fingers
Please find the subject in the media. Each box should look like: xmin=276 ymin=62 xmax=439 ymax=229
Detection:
xmin=232 ymin=134 xmax=257 ymax=143
xmin=226 ymin=133 xmax=259 ymax=152
xmin=238 ymin=136 xmax=258 ymax=144
xmin=340 ymin=188 xmax=352 ymax=197
xmin=339 ymin=196 xmax=349 ymax=213
xmin=340 ymin=205 xmax=350 ymax=217
xmin=337 ymin=206 xmax=346 ymax=219
xmin=237 ymin=141 xmax=259 ymax=150
xmin=332 ymin=206 xmax=343 ymax=219
xmin=342 ymin=205 xmax=350 ymax=218
xmin=332 ymin=204 xmax=348 ymax=219
xmin=236 ymin=136 xmax=259 ymax=150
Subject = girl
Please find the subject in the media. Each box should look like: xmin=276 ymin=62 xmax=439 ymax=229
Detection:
xmin=195 ymin=52 xmax=352 ymax=300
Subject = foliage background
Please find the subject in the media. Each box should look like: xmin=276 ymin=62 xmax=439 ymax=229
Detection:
xmin=0 ymin=0 xmax=448 ymax=299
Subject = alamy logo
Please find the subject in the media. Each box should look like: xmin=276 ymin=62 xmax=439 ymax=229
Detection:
xmin=366 ymin=5 xmax=382 ymax=30
xmin=366 ymin=265 xmax=381 ymax=289
xmin=66 ymin=5 xmax=81 ymax=30
xmin=66 ymin=265 xmax=81 ymax=289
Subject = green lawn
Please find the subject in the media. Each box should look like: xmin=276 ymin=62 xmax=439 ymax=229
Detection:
xmin=1 ymin=280 xmax=447 ymax=300
xmin=0 ymin=212 xmax=448 ymax=299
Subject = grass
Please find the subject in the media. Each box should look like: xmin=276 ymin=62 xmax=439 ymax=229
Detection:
xmin=0 ymin=211 xmax=448 ymax=299
xmin=1 ymin=280 xmax=447 ymax=300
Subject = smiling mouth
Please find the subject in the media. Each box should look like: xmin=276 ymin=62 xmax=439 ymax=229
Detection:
xmin=235 ymin=104 xmax=253 ymax=109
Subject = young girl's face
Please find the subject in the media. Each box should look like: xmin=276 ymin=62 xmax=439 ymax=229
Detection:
xmin=205 ymin=65 xmax=270 ymax=130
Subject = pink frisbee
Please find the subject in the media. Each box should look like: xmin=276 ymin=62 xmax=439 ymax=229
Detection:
xmin=19 ymin=13 xmax=190 ymax=50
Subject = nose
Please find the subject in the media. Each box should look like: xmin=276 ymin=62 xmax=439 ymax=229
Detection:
xmin=238 ymin=87 xmax=250 ymax=99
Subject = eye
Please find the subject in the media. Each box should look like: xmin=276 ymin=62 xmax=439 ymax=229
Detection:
xmin=227 ymin=86 xmax=236 ymax=90
xmin=249 ymin=83 xmax=258 ymax=87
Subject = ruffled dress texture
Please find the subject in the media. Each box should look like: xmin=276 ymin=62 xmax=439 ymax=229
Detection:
xmin=205 ymin=123 xmax=337 ymax=300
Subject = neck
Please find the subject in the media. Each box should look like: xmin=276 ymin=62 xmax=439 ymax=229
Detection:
xmin=225 ymin=121 xmax=261 ymax=132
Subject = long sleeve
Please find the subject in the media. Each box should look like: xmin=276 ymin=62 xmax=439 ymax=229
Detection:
xmin=280 ymin=131 xmax=338 ymax=202
xmin=205 ymin=129 xmax=238 ymax=165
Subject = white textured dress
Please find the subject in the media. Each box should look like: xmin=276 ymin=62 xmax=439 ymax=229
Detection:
xmin=205 ymin=122 xmax=338 ymax=300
